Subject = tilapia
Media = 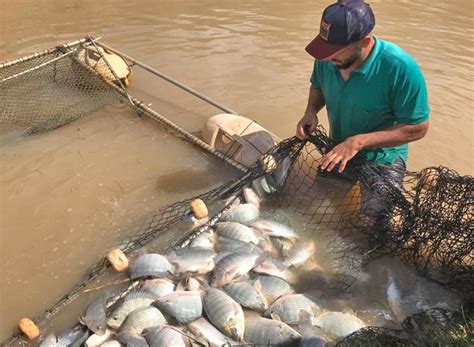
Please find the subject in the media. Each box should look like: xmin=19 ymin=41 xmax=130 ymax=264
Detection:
xmin=297 ymin=310 xmax=328 ymax=347
xmin=81 ymin=293 xmax=107 ymax=335
xmin=215 ymin=222 xmax=259 ymax=244
xmin=141 ymin=278 xmax=175 ymax=298
xmin=176 ymin=277 xmax=201 ymax=291
xmin=84 ymin=328 xmax=114 ymax=347
xmin=254 ymin=275 xmax=295 ymax=305
xmin=252 ymin=257 xmax=293 ymax=282
xmin=251 ymin=219 xmax=298 ymax=241
xmin=155 ymin=290 xmax=202 ymax=324
xmin=282 ymin=241 xmax=316 ymax=268
xmin=211 ymin=251 xmax=265 ymax=287
xmin=265 ymin=294 xmax=321 ymax=325
xmin=129 ymin=253 xmax=174 ymax=280
xmin=216 ymin=236 xmax=257 ymax=253
xmin=99 ymin=340 xmax=122 ymax=347
xmin=167 ymin=247 xmax=215 ymax=275
xmin=119 ymin=306 xmax=167 ymax=335
xmin=243 ymin=187 xmax=261 ymax=208
xmin=221 ymin=203 xmax=259 ymax=225
xmin=203 ymin=288 xmax=245 ymax=341
xmin=145 ymin=326 xmax=188 ymax=347
xmin=107 ymin=290 xmax=157 ymax=329
xmin=189 ymin=229 xmax=216 ymax=249
xmin=313 ymin=311 xmax=366 ymax=341
xmin=117 ymin=333 xmax=149 ymax=347
xmin=243 ymin=311 xmax=301 ymax=345
xmin=41 ymin=327 xmax=89 ymax=347
xmin=224 ymin=280 xmax=268 ymax=312
xmin=187 ymin=318 xmax=239 ymax=347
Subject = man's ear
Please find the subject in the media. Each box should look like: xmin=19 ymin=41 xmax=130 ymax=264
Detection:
xmin=362 ymin=35 xmax=372 ymax=47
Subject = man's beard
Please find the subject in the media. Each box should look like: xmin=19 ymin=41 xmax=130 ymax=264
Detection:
xmin=332 ymin=49 xmax=362 ymax=70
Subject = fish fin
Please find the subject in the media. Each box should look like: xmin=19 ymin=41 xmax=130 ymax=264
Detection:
xmin=270 ymin=313 xmax=282 ymax=321
xmin=78 ymin=315 xmax=86 ymax=325
xmin=253 ymin=279 xmax=262 ymax=292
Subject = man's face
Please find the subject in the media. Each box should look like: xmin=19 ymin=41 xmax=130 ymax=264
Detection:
xmin=330 ymin=41 xmax=363 ymax=70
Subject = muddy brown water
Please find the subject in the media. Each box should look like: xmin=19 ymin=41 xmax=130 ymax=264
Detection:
xmin=0 ymin=0 xmax=473 ymax=342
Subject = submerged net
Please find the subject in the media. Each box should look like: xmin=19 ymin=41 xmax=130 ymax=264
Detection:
xmin=338 ymin=303 xmax=473 ymax=346
xmin=0 ymin=39 xmax=126 ymax=135
xmin=1 ymin=40 xmax=473 ymax=345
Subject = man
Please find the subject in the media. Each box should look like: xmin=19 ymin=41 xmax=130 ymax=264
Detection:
xmin=296 ymin=0 xmax=430 ymax=219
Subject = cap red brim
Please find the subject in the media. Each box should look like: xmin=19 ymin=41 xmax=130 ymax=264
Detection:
xmin=305 ymin=35 xmax=348 ymax=61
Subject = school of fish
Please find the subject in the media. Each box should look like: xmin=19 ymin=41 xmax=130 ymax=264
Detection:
xmin=39 ymin=186 xmax=368 ymax=347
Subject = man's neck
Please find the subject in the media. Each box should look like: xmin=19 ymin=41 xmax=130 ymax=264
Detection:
xmin=341 ymin=36 xmax=376 ymax=76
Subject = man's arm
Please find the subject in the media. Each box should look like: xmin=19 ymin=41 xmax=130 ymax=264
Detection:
xmin=320 ymin=121 xmax=429 ymax=172
xmin=296 ymin=87 xmax=326 ymax=140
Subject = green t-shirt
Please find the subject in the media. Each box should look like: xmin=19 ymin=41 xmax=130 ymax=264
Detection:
xmin=310 ymin=36 xmax=430 ymax=164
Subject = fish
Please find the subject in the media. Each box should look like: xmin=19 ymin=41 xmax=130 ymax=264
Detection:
xmin=141 ymin=278 xmax=175 ymax=298
xmin=296 ymin=310 xmax=328 ymax=347
xmin=313 ymin=311 xmax=366 ymax=341
xmin=84 ymin=328 xmax=114 ymax=347
xmin=264 ymin=294 xmax=321 ymax=325
xmin=176 ymin=277 xmax=201 ymax=291
xmin=251 ymin=219 xmax=298 ymax=241
xmin=41 ymin=327 xmax=89 ymax=347
xmin=117 ymin=333 xmax=149 ymax=347
xmin=243 ymin=187 xmax=261 ymax=208
xmin=189 ymin=229 xmax=216 ymax=249
xmin=80 ymin=293 xmax=107 ymax=335
xmin=155 ymin=290 xmax=202 ymax=324
xmin=270 ymin=236 xmax=294 ymax=257
xmin=211 ymin=251 xmax=266 ymax=287
xmin=282 ymin=241 xmax=316 ymax=268
xmin=106 ymin=290 xmax=157 ymax=329
xmin=99 ymin=340 xmax=122 ymax=347
xmin=216 ymin=236 xmax=257 ymax=253
xmin=254 ymin=275 xmax=295 ymax=305
xmin=203 ymin=288 xmax=245 ymax=341
xmin=215 ymin=222 xmax=259 ymax=244
xmin=129 ymin=253 xmax=174 ymax=280
xmin=243 ymin=311 xmax=301 ymax=345
xmin=224 ymin=279 xmax=268 ymax=312
xmin=119 ymin=306 xmax=167 ymax=335
xmin=221 ymin=203 xmax=259 ymax=225
xmin=144 ymin=326 xmax=188 ymax=347
xmin=251 ymin=257 xmax=293 ymax=282
xmin=187 ymin=318 xmax=239 ymax=347
xmin=167 ymin=247 xmax=215 ymax=275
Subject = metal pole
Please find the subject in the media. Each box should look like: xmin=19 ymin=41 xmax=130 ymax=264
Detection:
xmin=97 ymin=42 xmax=239 ymax=115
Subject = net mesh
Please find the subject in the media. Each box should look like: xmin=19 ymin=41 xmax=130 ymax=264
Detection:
xmin=1 ymin=41 xmax=473 ymax=346
xmin=0 ymin=41 xmax=126 ymax=135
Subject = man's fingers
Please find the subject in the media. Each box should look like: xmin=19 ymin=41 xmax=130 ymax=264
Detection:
xmin=326 ymin=156 xmax=341 ymax=172
xmin=338 ymin=159 xmax=348 ymax=173
xmin=320 ymin=150 xmax=337 ymax=170
xmin=296 ymin=124 xmax=305 ymax=140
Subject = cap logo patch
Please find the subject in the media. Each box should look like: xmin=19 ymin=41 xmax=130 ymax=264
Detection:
xmin=320 ymin=20 xmax=331 ymax=41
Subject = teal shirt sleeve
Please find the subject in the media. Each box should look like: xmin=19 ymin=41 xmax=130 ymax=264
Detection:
xmin=392 ymin=60 xmax=430 ymax=124
xmin=310 ymin=60 xmax=322 ymax=90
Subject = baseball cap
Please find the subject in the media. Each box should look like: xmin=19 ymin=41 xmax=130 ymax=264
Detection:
xmin=305 ymin=0 xmax=375 ymax=61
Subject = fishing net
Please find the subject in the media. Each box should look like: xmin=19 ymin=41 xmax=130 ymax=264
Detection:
xmin=338 ymin=303 xmax=473 ymax=346
xmin=1 ymin=39 xmax=473 ymax=345
xmin=0 ymin=39 xmax=127 ymax=135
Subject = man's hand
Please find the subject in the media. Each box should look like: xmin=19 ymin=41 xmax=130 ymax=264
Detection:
xmin=296 ymin=112 xmax=319 ymax=140
xmin=320 ymin=136 xmax=361 ymax=173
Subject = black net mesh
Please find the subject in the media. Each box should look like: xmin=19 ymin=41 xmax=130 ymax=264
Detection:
xmin=338 ymin=303 xmax=473 ymax=346
xmin=1 ymin=41 xmax=472 ymax=346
